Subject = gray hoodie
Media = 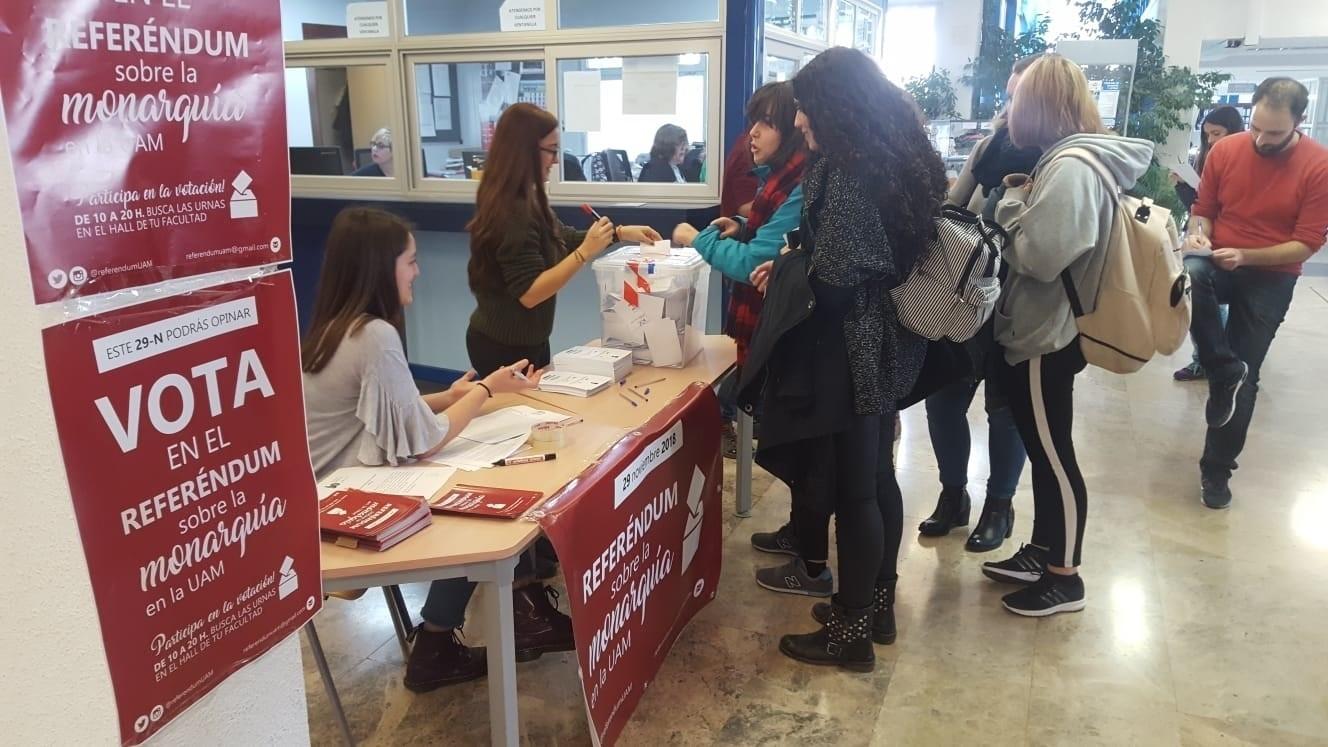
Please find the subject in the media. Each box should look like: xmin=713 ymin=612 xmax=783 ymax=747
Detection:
xmin=993 ymin=133 xmax=1154 ymax=364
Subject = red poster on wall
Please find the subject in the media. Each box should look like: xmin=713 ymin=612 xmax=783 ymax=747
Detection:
xmin=41 ymin=271 xmax=321 ymax=745
xmin=0 ymin=0 xmax=290 ymax=304
xmin=535 ymin=384 xmax=724 ymax=746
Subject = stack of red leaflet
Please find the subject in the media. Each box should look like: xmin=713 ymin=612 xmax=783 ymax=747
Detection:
xmin=319 ymin=489 xmax=432 ymax=551
xmin=429 ymin=484 xmax=545 ymax=519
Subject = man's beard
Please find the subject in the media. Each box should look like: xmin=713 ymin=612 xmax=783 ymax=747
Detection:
xmin=1254 ymin=131 xmax=1297 ymax=157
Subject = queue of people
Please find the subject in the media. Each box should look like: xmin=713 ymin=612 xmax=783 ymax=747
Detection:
xmin=298 ymin=45 xmax=1328 ymax=692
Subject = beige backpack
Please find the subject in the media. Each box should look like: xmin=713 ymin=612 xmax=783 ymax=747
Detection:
xmin=1050 ymin=147 xmax=1191 ymax=374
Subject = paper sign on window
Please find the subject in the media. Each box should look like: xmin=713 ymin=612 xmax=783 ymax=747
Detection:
xmin=563 ymin=70 xmax=602 ymax=132
xmin=500 ymin=0 xmax=546 ymax=31
xmin=347 ymin=2 xmax=389 ymax=37
xmin=622 ymin=56 xmax=679 ymax=116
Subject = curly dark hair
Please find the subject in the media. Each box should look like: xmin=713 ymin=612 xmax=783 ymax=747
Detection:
xmin=792 ymin=47 xmax=947 ymax=259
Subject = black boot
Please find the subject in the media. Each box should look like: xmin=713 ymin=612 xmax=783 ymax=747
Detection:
xmin=918 ymin=487 xmax=971 ymax=537
xmin=512 ymin=585 xmax=575 ymax=663
xmin=780 ymin=596 xmax=875 ymax=672
xmin=404 ymin=626 xmax=487 ymax=692
xmin=813 ymin=579 xmax=896 ymax=644
xmin=965 ymin=496 xmax=1014 ymax=553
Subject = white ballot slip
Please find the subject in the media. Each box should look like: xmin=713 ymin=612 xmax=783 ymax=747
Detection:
xmin=318 ymin=465 xmax=458 ymax=500
xmin=644 ymin=318 xmax=683 ymax=367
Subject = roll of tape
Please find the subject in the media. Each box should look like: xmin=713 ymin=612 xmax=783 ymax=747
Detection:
xmin=531 ymin=422 xmax=566 ymax=447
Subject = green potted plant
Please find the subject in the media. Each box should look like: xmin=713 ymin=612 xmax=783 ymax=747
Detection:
xmin=904 ymin=68 xmax=960 ymax=120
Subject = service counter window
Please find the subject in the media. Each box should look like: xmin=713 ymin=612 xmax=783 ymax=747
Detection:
xmin=286 ymin=60 xmax=403 ymax=190
xmin=282 ymin=0 xmax=392 ymax=41
xmin=407 ymin=58 xmax=547 ymax=181
xmin=797 ymin=0 xmax=829 ymax=41
xmin=404 ymin=0 xmax=528 ymax=36
xmin=834 ymin=0 xmax=881 ymax=56
xmin=767 ymin=0 xmax=796 ymax=32
xmin=558 ymin=0 xmax=719 ymax=30
xmin=552 ymin=52 xmax=712 ymax=191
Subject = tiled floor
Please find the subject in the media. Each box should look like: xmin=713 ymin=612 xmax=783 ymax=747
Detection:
xmin=302 ymin=276 xmax=1328 ymax=746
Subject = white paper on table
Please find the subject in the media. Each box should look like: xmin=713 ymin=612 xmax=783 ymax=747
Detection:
xmin=318 ymin=465 xmax=457 ymax=500
xmin=622 ymin=56 xmax=678 ymax=116
xmin=1170 ymin=160 xmax=1201 ymax=190
xmin=425 ymin=434 xmax=527 ymax=471
xmin=644 ymin=318 xmax=684 ymax=367
xmin=636 ymin=293 xmax=666 ymax=320
xmin=562 ymin=70 xmax=602 ymax=132
xmin=611 ymin=300 xmax=649 ymax=344
xmin=455 ymin=405 xmax=567 ymax=445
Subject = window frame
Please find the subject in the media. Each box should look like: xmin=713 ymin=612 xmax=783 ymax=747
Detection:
xmin=285 ymin=1 xmax=727 ymax=204
xmin=284 ymin=53 xmax=409 ymax=197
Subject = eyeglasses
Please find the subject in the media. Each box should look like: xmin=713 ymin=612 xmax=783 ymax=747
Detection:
xmin=539 ymin=146 xmax=560 ymax=156
xmin=371 ymin=143 xmax=391 ymax=152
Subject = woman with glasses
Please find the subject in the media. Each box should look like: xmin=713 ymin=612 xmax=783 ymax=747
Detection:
xmin=353 ymin=127 xmax=394 ymax=177
xmin=465 ymin=103 xmax=662 ymax=375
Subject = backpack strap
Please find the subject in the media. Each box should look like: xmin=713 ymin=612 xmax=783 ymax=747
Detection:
xmin=1042 ymin=147 xmax=1118 ymax=320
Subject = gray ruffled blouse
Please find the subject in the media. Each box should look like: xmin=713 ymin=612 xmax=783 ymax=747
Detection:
xmin=303 ymin=318 xmax=449 ymax=479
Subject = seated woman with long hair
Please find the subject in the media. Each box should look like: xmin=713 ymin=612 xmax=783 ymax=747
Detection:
xmin=302 ymin=207 xmax=572 ymax=692
xmin=638 ymin=124 xmax=690 ymax=183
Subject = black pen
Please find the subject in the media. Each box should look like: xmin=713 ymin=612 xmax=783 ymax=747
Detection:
xmin=493 ymin=453 xmax=557 ymax=467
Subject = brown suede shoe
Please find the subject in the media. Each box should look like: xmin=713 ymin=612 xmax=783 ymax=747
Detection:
xmin=404 ymin=626 xmax=486 ymax=692
xmin=513 ymin=585 xmax=575 ymax=662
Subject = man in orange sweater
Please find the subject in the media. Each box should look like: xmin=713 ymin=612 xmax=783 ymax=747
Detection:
xmin=1183 ymin=77 xmax=1328 ymax=509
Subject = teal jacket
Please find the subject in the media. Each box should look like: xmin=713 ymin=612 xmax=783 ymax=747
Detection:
xmin=693 ymin=165 xmax=804 ymax=283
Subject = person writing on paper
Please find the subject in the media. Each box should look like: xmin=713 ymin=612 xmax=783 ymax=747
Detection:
xmin=638 ymin=124 xmax=691 ymax=183
xmin=352 ymin=127 xmax=394 ymax=177
xmin=303 ymin=207 xmax=574 ymax=692
xmin=1169 ymin=106 xmax=1243 ymax=382
xmin=467 ymin=103 xmax=661 ymax=376
xmin=1181 ymin=78 xmax=1328 ymax=509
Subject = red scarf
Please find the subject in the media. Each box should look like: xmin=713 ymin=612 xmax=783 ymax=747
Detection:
xmin=727 ymin=151 xmax=806 ymax=364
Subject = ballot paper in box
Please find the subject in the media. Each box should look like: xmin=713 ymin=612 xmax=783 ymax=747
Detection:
xmin=593 ymin=245 xmax=709 ymax=368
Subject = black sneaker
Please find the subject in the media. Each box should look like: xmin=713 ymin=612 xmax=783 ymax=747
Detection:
xmin=755 ymin=558 xmax=833 ymax=597
xmin=751 ymin=523 xmax=799 ymax=556
xmin=982 ymin=544 xmax=1048 ymax=585
xmin=1206 ymin=361 xmax=1248 ymax=428
xmin=1201 ymin=472 xmax=1233 ymax=510
xmin=721 ymin=422 xmax=738 ymax=460
xmin=1001 ymin=572 xmax=1086 ymax=617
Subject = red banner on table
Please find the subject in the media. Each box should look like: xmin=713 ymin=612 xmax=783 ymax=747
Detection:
xmin=535 ymin=384 xmax=723 ymax=746
xmin=41 ymin=271 xmax=321 ymax=745
xmin=0 ymin=0 xmax=290 ymax=303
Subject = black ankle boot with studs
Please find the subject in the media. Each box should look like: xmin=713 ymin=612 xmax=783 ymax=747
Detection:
xmin=813 ymin=578 xmax=896 ymax=644
xmin=780 ymin=596 xmax=875 ymax=672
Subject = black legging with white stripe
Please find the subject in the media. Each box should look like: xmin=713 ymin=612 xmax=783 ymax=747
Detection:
xmin=999 ymin=339 xmax=1089 ymax=568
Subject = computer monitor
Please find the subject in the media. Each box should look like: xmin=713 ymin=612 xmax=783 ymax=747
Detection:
xmin=289 ymin=146 xmax=344 ymax=176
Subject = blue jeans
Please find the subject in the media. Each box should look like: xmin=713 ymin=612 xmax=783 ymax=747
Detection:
xmin=1190 ymin=304 xmax=1229 ymax=365
xmin=1185 ymin=257 xmax=1297 ymax=477
xmin=924 ymin=374 xmax=1027 ymax=500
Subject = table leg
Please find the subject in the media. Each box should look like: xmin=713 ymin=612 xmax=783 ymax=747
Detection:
xmin=736 ymin=410 xmax=753 ymax=517
xmin=483 ymin=573 xmax=518 ymax=747
xmin=305 ymin=622 xmax=355 ymax=747
xmin=382 ymin=586 xmax=412 ymax=658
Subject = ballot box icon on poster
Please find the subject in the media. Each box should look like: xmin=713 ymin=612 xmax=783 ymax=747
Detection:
xmin=279 ymin=556 xmax=299 ymax=600
xmin=682 ymin=465 xmax=704 ymax=572
xmin=230 ymin=170 xmax=258 ymax=219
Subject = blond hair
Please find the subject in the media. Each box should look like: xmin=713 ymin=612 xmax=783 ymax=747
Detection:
xmin=1007 ymin=54 xmax=1104 ymax=150
xmin=369 ymin=127 xmax=392 ymax=149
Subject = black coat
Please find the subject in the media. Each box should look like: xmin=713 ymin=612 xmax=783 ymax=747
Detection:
xmin=638 ymin=158 xmax=681 ymax=183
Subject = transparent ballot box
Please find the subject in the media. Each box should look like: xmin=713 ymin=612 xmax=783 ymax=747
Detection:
xmin=592 ymin=245 xmax=709 ymax=368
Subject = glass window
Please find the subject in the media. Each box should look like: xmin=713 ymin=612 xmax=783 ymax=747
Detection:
xmin=559 ymin=0 xmax=718 ymax=30
xmin=411 ymin=60 xmax=547 ymax=180
xmin=798 ymin=0 xmax=829 ymax=41
xmin=855 ymin=6 xmax=880 ymax=56
xmin=766 ymin=0 xmax=795 ymax=31
xmin=882 ymin=4 xmax=936 ymax=83
xmin=286 ymin=65 xmax=395 ymax=177
xmin=282 ymin=0 xmax=388 ymax=41
xmin=404 ymin=0 xmax=509 ymax=36
xmin=555 ymin=54 xmax=710 ymax=184
xmin=764 ymin=55 xmax=799 ymax=84
xmin=834 ymin=2 xmax=856 ymax=47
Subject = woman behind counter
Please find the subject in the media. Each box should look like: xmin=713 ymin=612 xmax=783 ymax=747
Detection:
xmin=638 ymin=124 xmax=691 ymax=183
xmin=466 ymin=103 xmax=661 ymax=375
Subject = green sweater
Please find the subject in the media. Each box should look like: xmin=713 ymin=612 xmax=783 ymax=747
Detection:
xmin=468 ymin=215 xmax=586 ymax=347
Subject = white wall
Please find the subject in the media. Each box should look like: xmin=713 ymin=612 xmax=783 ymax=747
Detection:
xmin=885 ymin=0 xmax=982 ymax=118
xmin=0 ymin=105 xmax=310 ymax=747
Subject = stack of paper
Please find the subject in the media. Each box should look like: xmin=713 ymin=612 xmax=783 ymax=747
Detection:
xmin=425 ymin=434 xmax=528 ymax=471
xmin=454 ymin=405 xmax=569 ymax=444
xmin=553 ymin=346 xmax=633 ymax=380
xmin=319 ymin=490 xmax=432 ymax=552
xmin=537 ymin=371 xmax=613 ymax=397
xmin=317 ymin=465 xmax=457 ymax=500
